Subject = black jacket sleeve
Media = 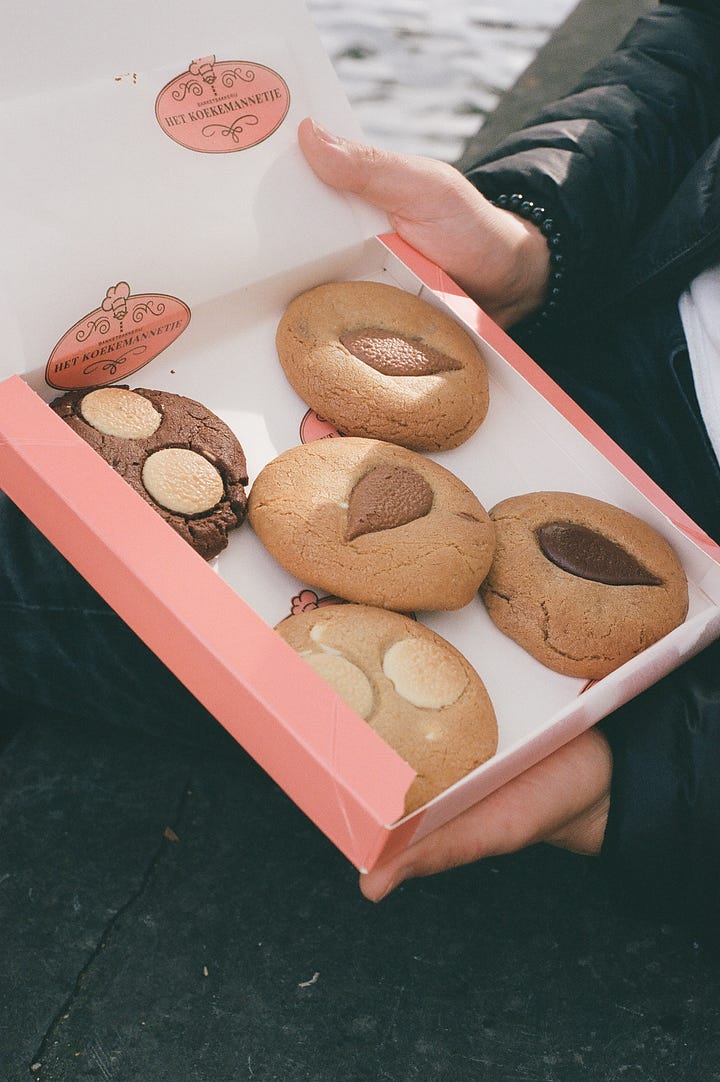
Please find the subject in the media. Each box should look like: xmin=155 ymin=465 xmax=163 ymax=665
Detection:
xmin=463 ymin=1 xmax=720 ymax=942
xmin=599 ymin=639 xmax=720 ymax=947
xmin=464 ymin=1 xmax=720 ymax=316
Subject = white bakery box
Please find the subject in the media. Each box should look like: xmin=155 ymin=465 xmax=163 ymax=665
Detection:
xmin=1 ymin=0 xmax=719 ymax=873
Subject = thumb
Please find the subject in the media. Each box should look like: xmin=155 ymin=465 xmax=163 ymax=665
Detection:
xmin=297 ymin=116 xmax=456 ymax=222
xmin=296 ymin=117 xmax=550 ymax=328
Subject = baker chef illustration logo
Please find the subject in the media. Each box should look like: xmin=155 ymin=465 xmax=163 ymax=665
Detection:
xmin=155 ymin=56 xmax=290 ymax=153
xmin=288 ymin=589 xmax=417 ymax=622
xmin=188 ymin=56 xmax=218 ymax=92
xmin=290 ymin=590 xmax=347 ymax=616
xmin=45 ymin=282 xmax=191 ymax=391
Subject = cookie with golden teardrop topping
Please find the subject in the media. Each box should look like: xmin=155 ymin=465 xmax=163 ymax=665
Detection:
xmin=248 ymin=436 xmax=495 ymax=612
xmin=276 ymin=280 xmax=489 ymax=452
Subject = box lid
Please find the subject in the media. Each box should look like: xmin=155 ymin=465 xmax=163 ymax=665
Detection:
xmin=0 ymin=0 xmax=388 ymax=392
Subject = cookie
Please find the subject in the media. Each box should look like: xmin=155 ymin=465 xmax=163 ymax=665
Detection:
xmin=248 ymin=437 xmax=495 ymax=612
xmin=275 ymin=604 xmax=498 ymax=814
xmin=276 ymin=280 xmax=489 ymax=452
xmin=479 ymin=491 xmax=689 ymax=679
xmin=51 ymin=386 xmax=248 ymax=559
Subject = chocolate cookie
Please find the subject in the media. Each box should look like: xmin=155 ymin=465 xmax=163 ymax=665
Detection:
xmin=479 ymin=491 xmax=688 ymax=678
xmin=276 ymin=280 xmax=489 ymax=452
xmin=51 ymin=386 xmax=248 ymax=559
xmin=248 ymin=437 xmax=495 ymax=612
xmin=275 ymin=604 xmax=498 ymax=814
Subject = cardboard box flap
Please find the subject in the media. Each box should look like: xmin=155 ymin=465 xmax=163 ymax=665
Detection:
xmin=0 ymin=375 xmax=416 ymax=859
xmin=380 ymin=234 xmax=720 ymax=566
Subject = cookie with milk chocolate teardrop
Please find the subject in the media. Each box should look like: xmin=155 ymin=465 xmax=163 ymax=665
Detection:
xmin=248 ymin=437 xmax=495 ymax=612
xmin=276 ymin=280 xmax=489 ymax=452
xmin=479 ymin=491 xmax=688 ymax=679
xmin=275 ymin=603 xmax=498 ymax=815
xmin=50 ymin=386 xmax=248 ymax=560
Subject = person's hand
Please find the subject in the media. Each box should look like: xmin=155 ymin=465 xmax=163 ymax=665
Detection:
xmin=298 ymin=117 xmax=551 ymax=329
xmin=360 ymin=727 xmax=613 ymax=902
xmin=299 ymin=119 xmax=608 ymax=898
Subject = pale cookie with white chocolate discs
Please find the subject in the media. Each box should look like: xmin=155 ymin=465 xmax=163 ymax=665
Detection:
xmin=275 ymin=604 xmax=498 ymax=814
xmin=248 ymin=436 xmax=495 ymax=612
xmin=50 ymin=386 xmax=248 ymax=559
xmin=276 ymin=280 xmax=489 ymax=452
xmin=479 ymin=491 xmax=689 ymax=679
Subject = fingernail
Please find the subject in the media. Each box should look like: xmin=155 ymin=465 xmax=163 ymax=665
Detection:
xmin=310 ymin=118 xmax=343 ymax=146
xmin=372 ymin=879 xmax=395 ymax=903
xmin=361 ymin=865 xmax=411 ymax=903
xmin=360 ymin=871 xmax=393 ymax=903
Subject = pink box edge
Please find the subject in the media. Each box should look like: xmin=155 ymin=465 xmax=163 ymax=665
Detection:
xmin=378 ymin=233 xmax=720 ymax=562
xmin=0 ymin=373 xmax=419 ymax=870
xmin=3 ymin=231 xmax=720 ymax=874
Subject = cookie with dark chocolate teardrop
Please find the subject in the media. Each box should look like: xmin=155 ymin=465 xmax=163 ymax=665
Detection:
xmin=479 ymin=491 xmax=688 ymax=679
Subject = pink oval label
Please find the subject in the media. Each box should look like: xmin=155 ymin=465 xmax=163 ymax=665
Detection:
xmin=299 ymin=409 xmax=342 ymax=443
xmin=155 ymin=56 xmax=290 ymax=153
xmin=46 ymin=282 xmax=191 ymax=390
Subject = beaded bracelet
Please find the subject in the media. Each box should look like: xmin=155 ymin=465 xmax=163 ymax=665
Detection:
xmin=489 ymin=193 xmax=565 ymax=340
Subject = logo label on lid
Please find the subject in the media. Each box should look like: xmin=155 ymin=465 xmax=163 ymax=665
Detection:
xmin=299 ymin=408 xmax=342 ymax=443
xmin=46 ymin=282 xmax=191 ymax=390
xmin=155 ymin=56 xmax=291 ymax=153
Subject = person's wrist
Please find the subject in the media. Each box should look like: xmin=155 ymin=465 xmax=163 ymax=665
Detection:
xmin=448 ymin=202 xmax=550 ymax=329
xmin=490 ymin=193 xmax=565 ymax=336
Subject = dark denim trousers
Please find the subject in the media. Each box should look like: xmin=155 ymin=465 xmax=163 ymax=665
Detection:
xmin=0 ymin=491 xmax=224 ymax=750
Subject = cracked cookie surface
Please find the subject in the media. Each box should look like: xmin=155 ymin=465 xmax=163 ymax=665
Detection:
xmin=276 ymin=280 xmax=489 ymax=452
xmin=248 ymin=436 xmax=495 ymax=612
xmin=275 ymin=603 xmax=498 ymax=814
xmin=479 ymin=491 xmax=688 ymax=679
xmin=51 ymin=386 xmax=248 ymax=559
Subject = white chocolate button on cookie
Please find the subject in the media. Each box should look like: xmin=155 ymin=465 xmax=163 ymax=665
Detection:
xmin=303 ymin=652 xmax=374 ymax=719
xmin=80 ymin=387 xmax=162 ymax=439
xmin=276 ymin=604 xmax=497 ymax=815
xmin=142 ymin=448 xmax=224 ymax=515
xmin=382 ymin=638 xmax=467 ymax=709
